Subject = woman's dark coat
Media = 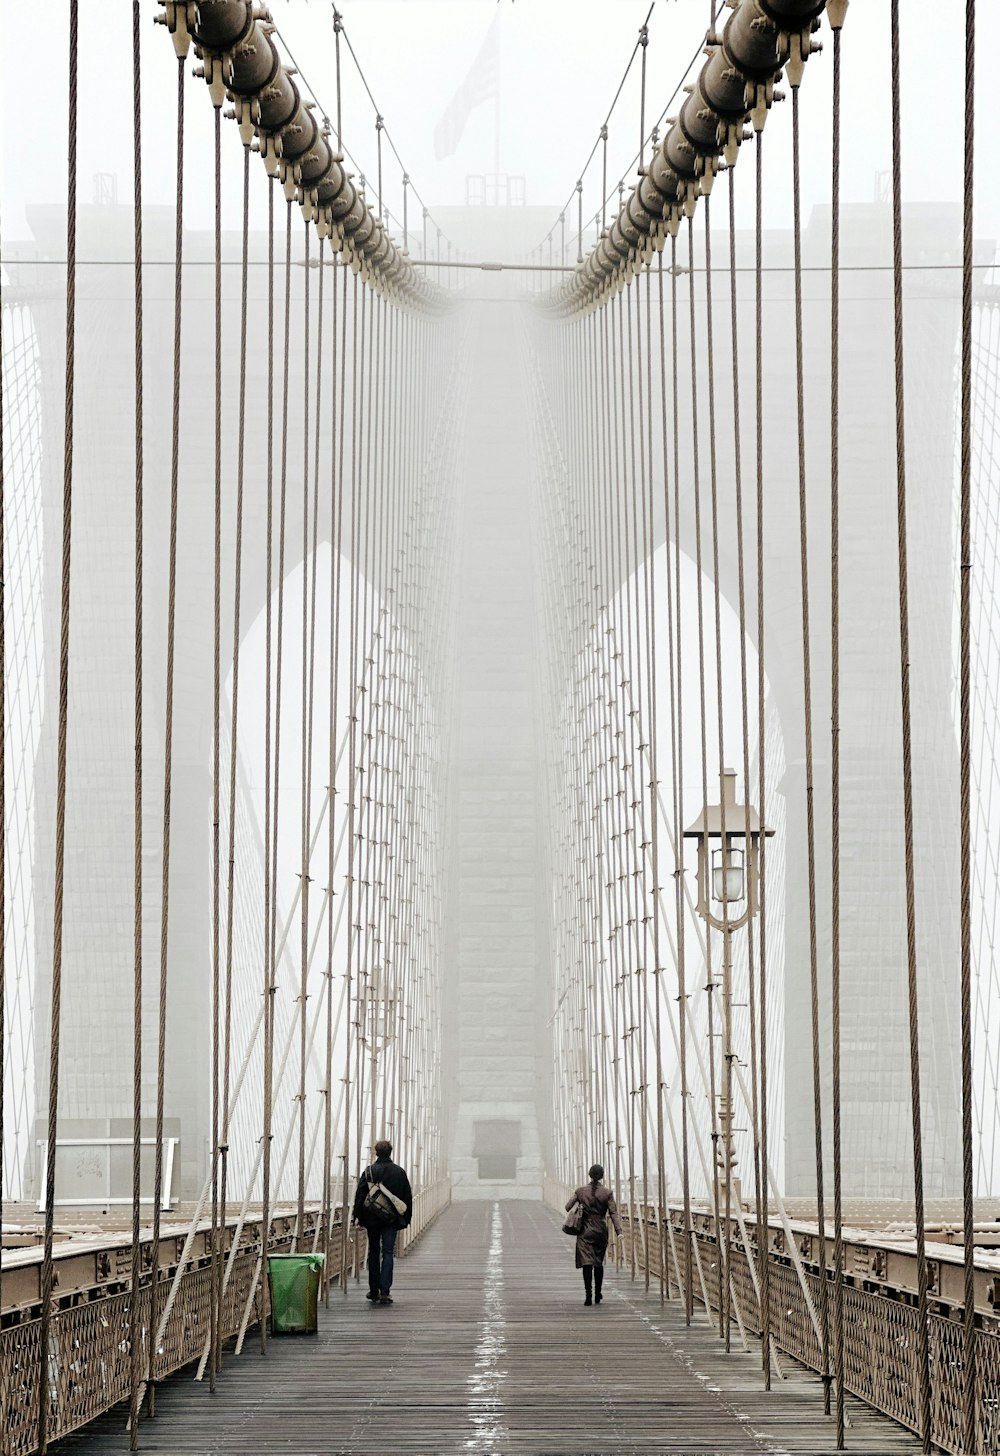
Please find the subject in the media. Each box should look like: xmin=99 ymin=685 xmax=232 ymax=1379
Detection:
xmin=566 ymin=1183 xmax=623 ymax=1268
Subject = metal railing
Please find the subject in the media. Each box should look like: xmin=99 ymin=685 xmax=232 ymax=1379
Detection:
xmin=0 ymin=1179 xmax=451 ymax=1455
xmin=545 ymin=1181 xmax=1000 ymax=1454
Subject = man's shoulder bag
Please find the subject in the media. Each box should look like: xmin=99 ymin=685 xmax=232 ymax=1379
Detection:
xmin=363 ymin=1168 xmax=408 ymax=1225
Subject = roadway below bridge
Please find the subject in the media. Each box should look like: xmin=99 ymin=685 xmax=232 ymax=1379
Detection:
xmin=57 ymin=1202 xmax=918 ymax=1455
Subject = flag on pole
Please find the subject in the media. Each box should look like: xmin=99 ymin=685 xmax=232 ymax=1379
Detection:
xmin=432 ymin=16 xmax=499 ymax=161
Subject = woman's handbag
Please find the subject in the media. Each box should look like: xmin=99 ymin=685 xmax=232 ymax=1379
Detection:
xmin=562 ymin=1200 xmax=584 ymax=1236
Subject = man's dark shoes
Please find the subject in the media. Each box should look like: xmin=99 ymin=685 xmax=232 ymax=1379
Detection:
xmin=379 ymin=1294 xmax=393 ymax=1306
xmin=366 ymin=1290 xmax=379 ymax=1302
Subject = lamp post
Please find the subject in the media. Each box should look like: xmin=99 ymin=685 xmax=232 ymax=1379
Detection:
xmin=683 ymin=768 xmax=772 ymax=1220
xmin=362 ymin=975 xmax=397 ymax=1053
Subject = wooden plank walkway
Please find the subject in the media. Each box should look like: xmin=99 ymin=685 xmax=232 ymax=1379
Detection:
xmin=58 ymin=1201 xmax=920 ymax=1455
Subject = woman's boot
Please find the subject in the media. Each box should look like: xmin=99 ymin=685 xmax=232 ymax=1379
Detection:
xmin=583 ymin=1268 xmax=593 ymax=1306
xmin=594 ymin=1265 xmax=604 ymax=1304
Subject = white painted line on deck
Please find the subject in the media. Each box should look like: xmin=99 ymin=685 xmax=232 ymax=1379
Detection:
xmin=466 ymin=1201 xmax=509 ymax=1453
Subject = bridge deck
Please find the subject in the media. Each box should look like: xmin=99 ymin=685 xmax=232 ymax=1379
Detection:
xmin=59 ymin=1202 xmax=919 ymax=1455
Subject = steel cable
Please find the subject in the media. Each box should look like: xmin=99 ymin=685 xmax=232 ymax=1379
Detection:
xmin=218 ymin=139 xmax=250 ymax=1378
xmin=702 ymin=196 xmax=736 ymax=1352
xmin=889 ymin=2 xmax=933 ymax=1444
xmin=754 ymin=130 xmax=773 ymax=1392
xmin=296 ymin=218 xmax=313 ymax=1246
xmin=0 ymin=135 xmax=5 ymax=1333
xmin=667 ymin=235 xmax=694 ymax=1322
xmin=347 ymin=272 xmax=365 ymax=1213
xmin=629 ymin=274 xmax=653 ymax=1288
xmin=958 ymin=2 xmax=979 ymax=1452
xmin=642 ymin=259 xmax=668 ymax=1304
xmin=337 ymin=261 xmax=353 ymax=1289
xmin=686 ymin=214 xmax=724 ymax=1333
xmin=38 ymin=4 xmax=78 ymax=1449
xmin=619 ymin=282 xmax=643 ymax=1275
xmin=726 ymin=163 xmax=769 ymax=1388
xmin=321 ymin=249 xmax=342 ymax=1298
xmin=259 ymin=174 xmax=277 ymax=1354
xmin=147 ymin=52 xmax=185 ymax=1412
xmin=828 ymin=9 xmax=847 ymax=1446
xmin=207 ymin=100 xmax=223 ymax=1391
xmin=790 ymin=83 xmax=831 ymax=1410
xmin=269 ymin=196 xmax=295 ymax=1230
xmin=128 ymin=0 xmax=145 ymax=1442
xmin=303 ymin=233 xmax=326 ymax=1241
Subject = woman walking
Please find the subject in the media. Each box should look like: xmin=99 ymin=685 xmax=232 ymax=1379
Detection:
xmin=566 ymin=1164 xmax=623 ymax=1305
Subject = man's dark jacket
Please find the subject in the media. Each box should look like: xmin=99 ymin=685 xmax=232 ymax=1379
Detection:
xmin=352 ymin=1158 xmax=413 ymax=1230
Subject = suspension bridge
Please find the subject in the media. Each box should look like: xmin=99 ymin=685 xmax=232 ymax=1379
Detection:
xmin=1 ymin=0 xmax=997 ymax=1452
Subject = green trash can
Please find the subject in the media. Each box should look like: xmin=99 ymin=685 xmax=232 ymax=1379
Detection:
xmin=267 ymin=1252 xmax=326 ymax=1334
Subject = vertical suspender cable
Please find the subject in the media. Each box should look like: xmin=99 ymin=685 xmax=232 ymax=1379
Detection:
xmin=219 ymin=145 xmax=251 ymax=1348
xmin=128 ymin=0 xmax=144 ymax=1443
xmin=370 ymin=290 xmax=386 ymax=1140
xmin=631 ymin=274 xmax=652 ymax=1289
xmin=629 ymin=280 xmax=646 ymax=1275
xmin=703 ymin=196 xmax=735 ymax=1353
xmin=727 ymin=165 xmax=768 ymax=1387
xmin=362 ymin=289 xmax=381 ymax=1142
xmin=209 ymin=101 xmax=224 ymax=1393
xmin=333 ymin=8 xmax=343 ymax=153
xmin=828 ymin=4 xmax=848 ymax=1446
xmin=599 ymin=303 xmax=624 ymax=1247
xmin=577 ymin=181 xmax=584 ymax=267
xmin=643 ymin=260 xmax=667 ymax=1304
xmin=322 ymin=251 xmax=341 ymax=1296
xmin=790 ymin=83 xmax=831 ymax=1410
xmin=38 ymin=4 xmax=78 ymax=1449
xmin=889 ymin=3 xmax=933 ymax=1447
xmin=638 ymin=23 xmax=648 ymax=169
xmin=619 ymin=282 xmax=641 ymax=1272
xmin=596 ymin=310 xmax=616 ymax=1190
xmin=259 ymin=175 xmax=277 ymax=1354
xmin=348 ymin=273 xmax=365 ymax=1203
xmin=959 ymin=1 xmax=979 ymax=1450
xmin=0 ymin=145 xmax=5 ymax=1312
xmin=304 ymin=231 xmax=325 ymax=1241
xmin=338 ymin=263 xmax=354 ymax=1289
xmin=269 ymin=195 xmax=295 ymax=1223
xmin=687 ymin=214 xmax=724 ymax=1332
xmin=297 ymin=220 xmax=312 ymax=1245
xmin=753 ymin=130 xmax=772 ymax=1391
xmin=668 ymin=236 xmax=694 ymax=1322
xmin=656 ymin=249 xmax=681 ymax=1305
xmin=360 ymin=281 xmax=377 ymax=1150
xmin=611 ymin=290 xmax=633 ymax=1266
xmin=149 ymin=52 xmax=186 ymax=1408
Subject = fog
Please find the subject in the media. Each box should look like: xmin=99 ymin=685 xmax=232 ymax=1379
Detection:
xmin=2 ymin=1 xmax=998 ymax=1217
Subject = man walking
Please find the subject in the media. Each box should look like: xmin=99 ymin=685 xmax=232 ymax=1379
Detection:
xmin=352 ymin=1139 xmax=413 ymax=1306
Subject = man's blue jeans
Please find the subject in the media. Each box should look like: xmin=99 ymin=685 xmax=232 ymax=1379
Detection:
xmin=367 ymin=1225 xmax=397 ymax=1296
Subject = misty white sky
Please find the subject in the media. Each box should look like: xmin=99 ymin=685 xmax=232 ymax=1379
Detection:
xmin=2 ymin=1 xmax=997 ymax=258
